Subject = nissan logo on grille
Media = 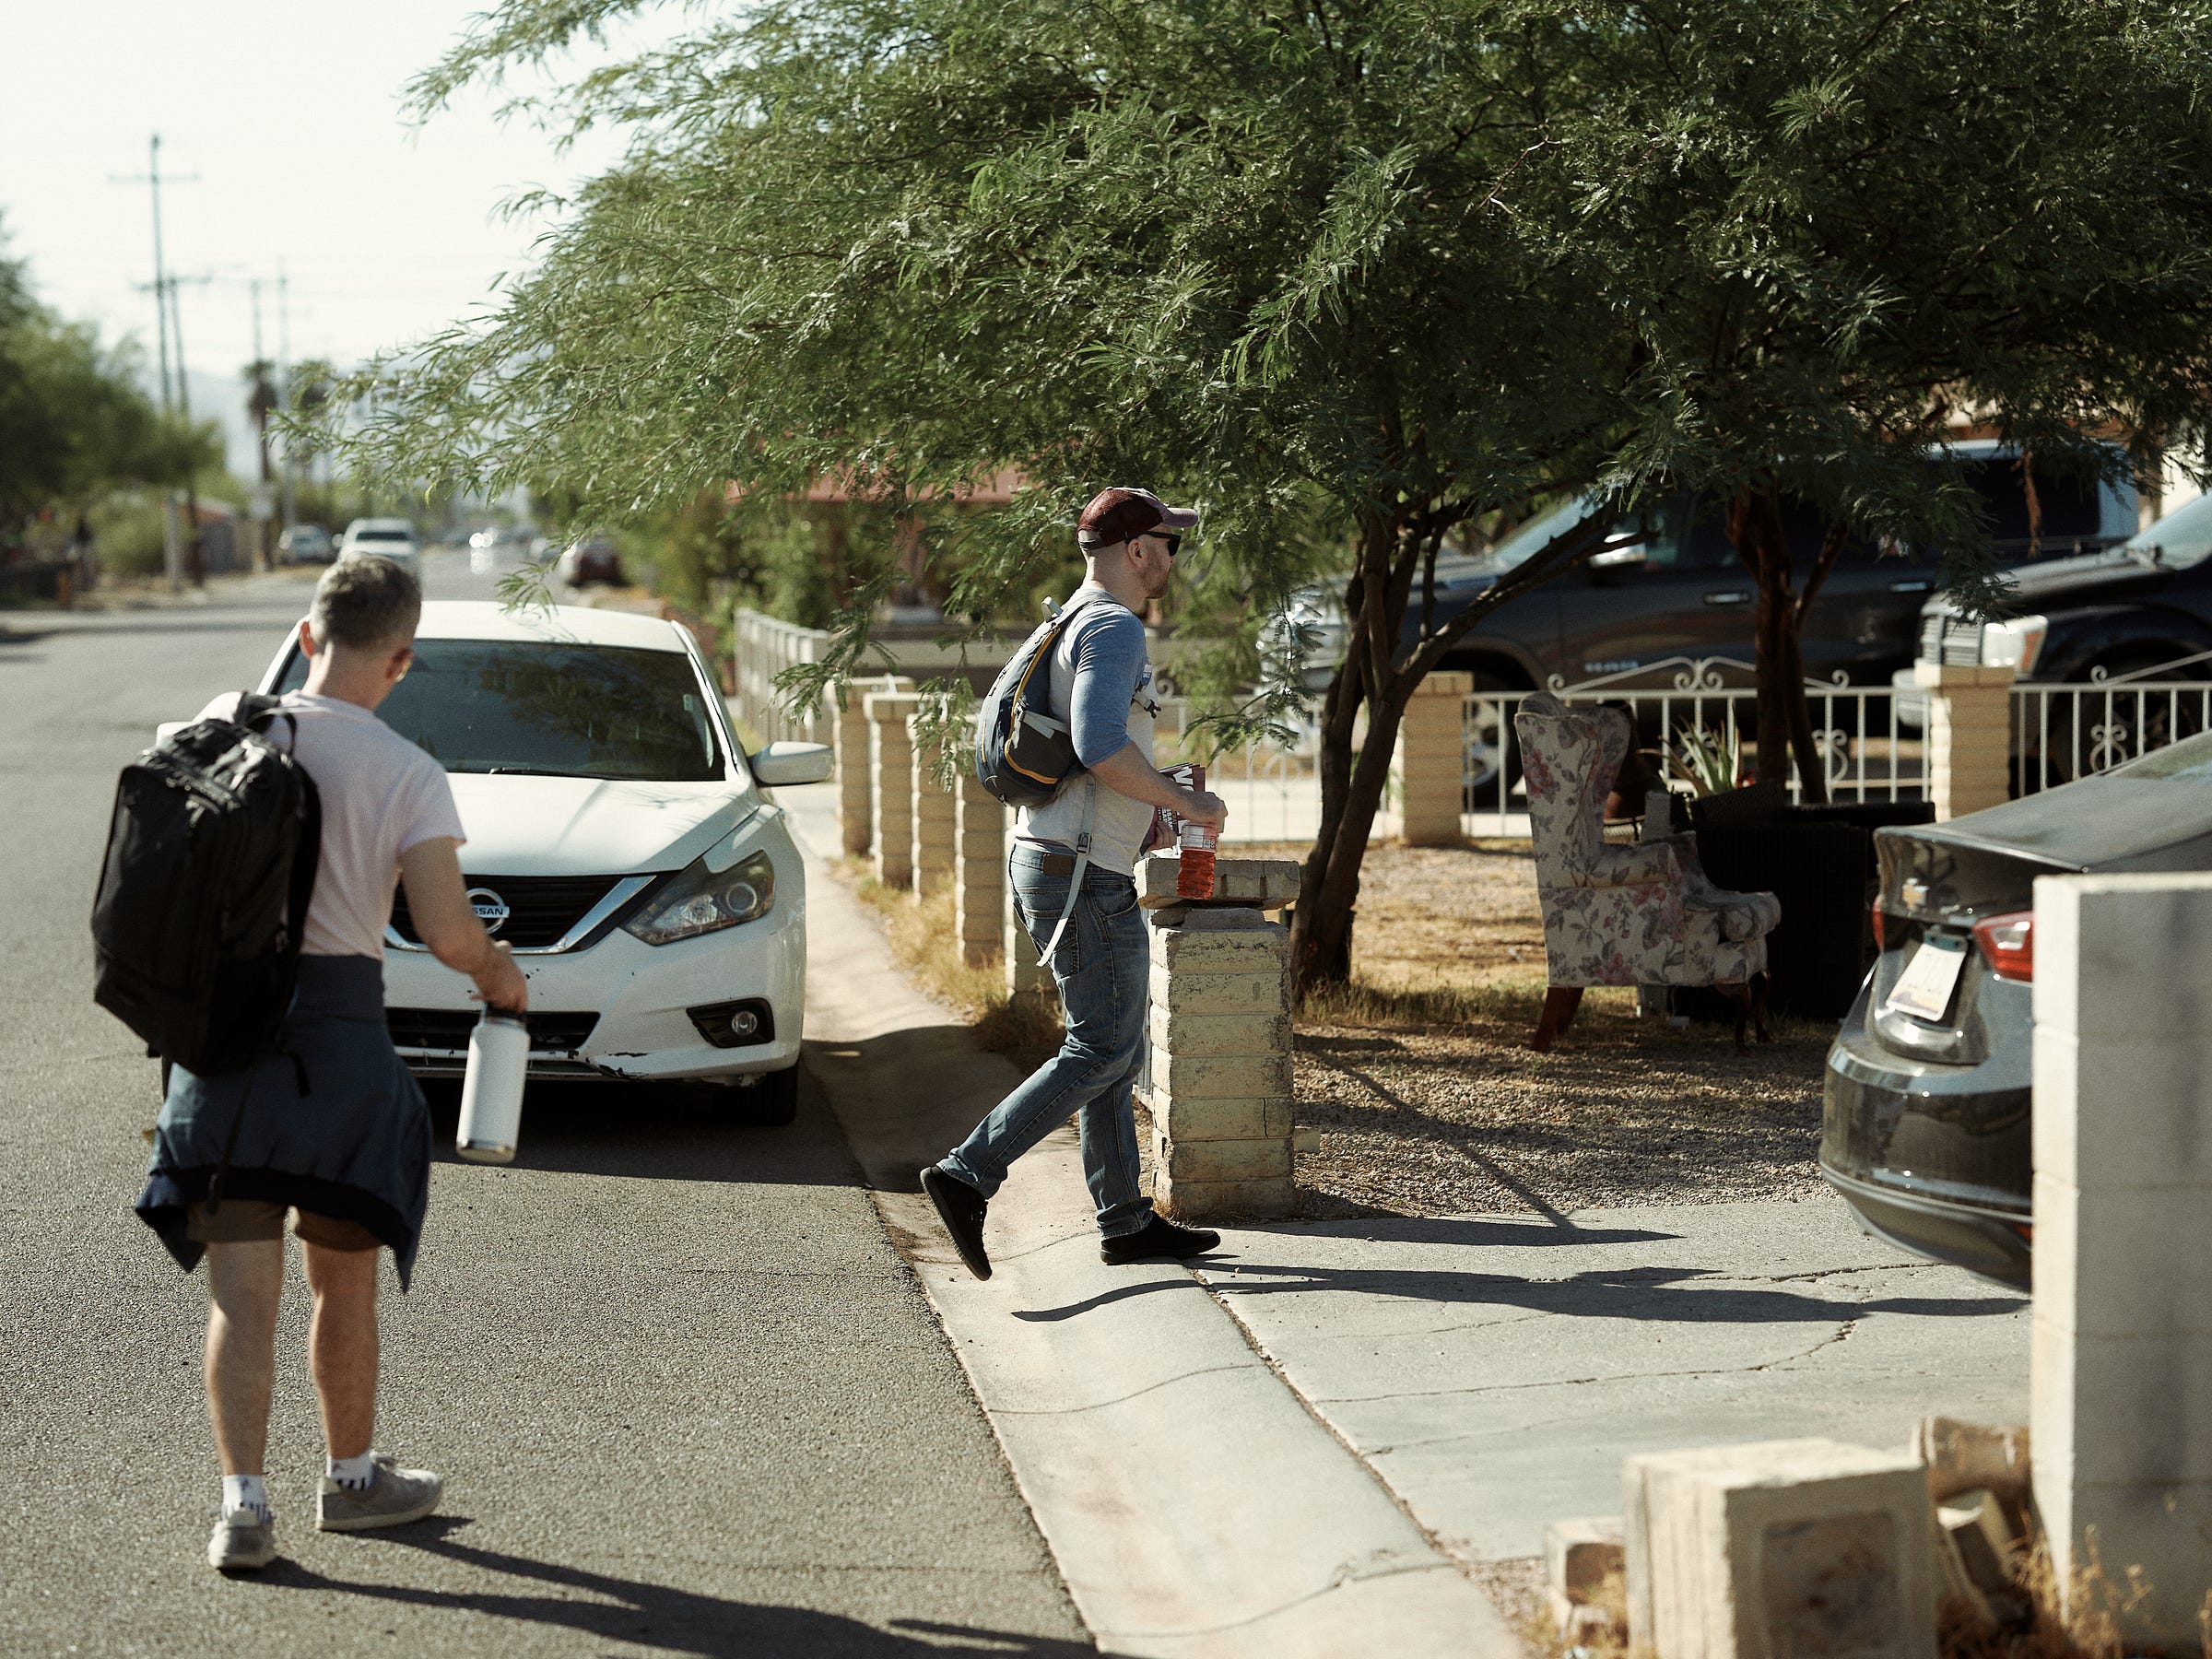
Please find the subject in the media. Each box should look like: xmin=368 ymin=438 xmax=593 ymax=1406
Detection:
xmin=466 ymin=888 xmax=512 ymax=934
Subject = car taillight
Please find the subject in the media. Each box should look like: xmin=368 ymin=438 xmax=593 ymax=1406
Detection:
xmin=1972 ymin=911 xmax=2034 ymax=982
xmin=1871 ymin=901 xmax=1886 ymax=950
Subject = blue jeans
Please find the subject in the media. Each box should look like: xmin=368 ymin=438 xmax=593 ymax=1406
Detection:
xmin=942 ymin=844 xmax=1155 ymax=1239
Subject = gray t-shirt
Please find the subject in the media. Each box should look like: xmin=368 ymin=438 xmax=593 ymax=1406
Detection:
xmin=1014 ymin=585 xmax=1159 ymax=877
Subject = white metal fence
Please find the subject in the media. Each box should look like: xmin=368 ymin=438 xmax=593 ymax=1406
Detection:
xmin=2009 ymin=649 xmax=2212 ymax=794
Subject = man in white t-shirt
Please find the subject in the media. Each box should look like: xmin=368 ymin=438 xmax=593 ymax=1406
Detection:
xmin=137 ymin=557 xmax=528 ymax=1573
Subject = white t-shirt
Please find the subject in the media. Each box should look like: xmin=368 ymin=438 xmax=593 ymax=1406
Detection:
xmin=199 ymin=691 xmax=465 ymax=959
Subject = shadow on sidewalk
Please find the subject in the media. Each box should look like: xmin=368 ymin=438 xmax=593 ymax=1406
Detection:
xmin=252 ymin=1517 xmax=1093 ymax=1657
xmin=802 ymin=1028 xmax=1020 ymax=1194
xmin=1015 ymin=1260 xmax=2023 ymax=1326
xmin=1199 ymin=1261 xmax=2026 ymax=1324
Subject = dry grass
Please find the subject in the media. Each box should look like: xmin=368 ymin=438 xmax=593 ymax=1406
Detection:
xmin=835 ymin=859 xmax=1064 ymax=1062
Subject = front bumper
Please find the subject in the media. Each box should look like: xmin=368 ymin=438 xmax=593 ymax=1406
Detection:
xmin=382 ymin=896 xmax=806 ymax=1083
xmin=1819 ymin=976 xmax=2031 ymax=1290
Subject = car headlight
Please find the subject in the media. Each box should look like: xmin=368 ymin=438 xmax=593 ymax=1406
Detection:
xmin=622 ymin=850 xmax=775 ymax=945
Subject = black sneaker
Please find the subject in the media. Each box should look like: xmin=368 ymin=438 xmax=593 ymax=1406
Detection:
xmin=1100 ymin=1214 xmax=1220 ymax=1265
xmin=922 ymin=1164 xmax=992 ymax=1280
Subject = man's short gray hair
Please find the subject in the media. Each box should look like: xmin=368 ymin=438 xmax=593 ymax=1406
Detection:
xmin=311 ymin=556 xmax=422 ymax=651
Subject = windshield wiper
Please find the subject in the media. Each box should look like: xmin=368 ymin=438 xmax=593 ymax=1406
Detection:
xmin=474 ymin=765 xmax=595 ymax=778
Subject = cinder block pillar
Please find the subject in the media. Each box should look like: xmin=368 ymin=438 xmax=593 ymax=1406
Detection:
xmin=836 ymin=676 xmax=910 ymax=857
xmin=1389 ymin=670 xmax=1472 ymax=847
xmin=907 ymin=712 xmax=958 ymax=898
xmin=866 ymin=691 xmax=922 ymax=889
xmin=2031 ymin=872 xmax=2212 ymax=1649
xmin=954 ymin=778 xmax=1006 ymax=969
xmin=1914 ymin=663 xmax=2015 ymax=821
xmin=1145 ymin=908 xmax=1294 ymax=1221
xmin=1622 ymin=1439 xmax=1935 ymax=1659
xmin=1005 ymin=865 xmax=1053 ymax=998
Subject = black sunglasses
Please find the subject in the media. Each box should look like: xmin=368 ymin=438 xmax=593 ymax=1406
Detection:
xmin=1143 ymin=530 xmax=1182 ymax=558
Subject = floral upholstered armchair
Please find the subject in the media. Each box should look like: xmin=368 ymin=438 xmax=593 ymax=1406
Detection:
xmin=1513 ymin=692 xmax=1780 ymax=1050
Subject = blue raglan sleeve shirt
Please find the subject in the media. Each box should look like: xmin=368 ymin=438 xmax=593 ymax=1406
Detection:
xmin=1065 ymin=605 xmax=1149 ymax=767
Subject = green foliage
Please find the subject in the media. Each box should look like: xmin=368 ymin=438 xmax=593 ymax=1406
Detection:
xmin=1666 ymin=724 xmax=1743 ymax=799
xmin=0 ymin=223 xmax=218 ymax=525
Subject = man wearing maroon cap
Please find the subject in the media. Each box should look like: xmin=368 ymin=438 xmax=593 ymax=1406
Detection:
xmin=922 ymin=488 xmax=1230 ymax=1278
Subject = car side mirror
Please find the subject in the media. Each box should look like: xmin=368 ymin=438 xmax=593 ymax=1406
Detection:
xmin=1589 ymin=546 xmax=1649 ymax=571
xmin=749 ymin=740 xmax=834 ymax=786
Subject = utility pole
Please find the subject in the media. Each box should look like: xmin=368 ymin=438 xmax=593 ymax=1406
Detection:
xmin=110 ymin=134 xmax=196 ymax=413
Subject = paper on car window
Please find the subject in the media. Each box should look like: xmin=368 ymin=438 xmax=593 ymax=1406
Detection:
xmin=1884 ymin=935 xmax=1968 ymax=1022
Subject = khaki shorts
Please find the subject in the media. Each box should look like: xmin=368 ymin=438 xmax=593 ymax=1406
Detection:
xmin=186 ymin=1200 xmax=380 ymax=1253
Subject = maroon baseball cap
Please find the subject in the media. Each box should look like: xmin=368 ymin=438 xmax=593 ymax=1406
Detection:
xmin=1077 ymin=487 xmax=1200 ymax=549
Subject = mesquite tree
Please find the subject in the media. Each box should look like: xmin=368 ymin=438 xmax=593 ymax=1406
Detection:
xmin=341 ymin=0 xmax=2212 ymax=994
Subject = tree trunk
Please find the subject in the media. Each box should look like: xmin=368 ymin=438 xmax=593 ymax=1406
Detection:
xmin=1726 ymin=487 xmax=1829 ymax=806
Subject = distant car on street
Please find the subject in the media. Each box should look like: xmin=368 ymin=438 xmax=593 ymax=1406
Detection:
xmin=557 ymin=535 xmax=626 ymax=588
xmin=276 ymin=524 xmax=334 ymax=565
xmin=1822 ymin=732 xmax=2212 ymax=1289
xmin=253 ymin=600 xmax=833 ymax=1120
xmin=337 ymin=518 xmax=422 ymax=577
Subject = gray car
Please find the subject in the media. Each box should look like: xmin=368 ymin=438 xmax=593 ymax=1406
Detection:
xmin=1820 ymin=733 xmax=2212 ymax=1288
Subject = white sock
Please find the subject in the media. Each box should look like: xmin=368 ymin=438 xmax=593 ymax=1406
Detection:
xmin=222 ymin=1474 xmax=269 ymax=1520
xmin=327 ymin=1449 xmax=377 ymax=1489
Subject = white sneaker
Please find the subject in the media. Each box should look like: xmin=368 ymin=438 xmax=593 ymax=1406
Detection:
xmin=316 ymin=1453 xmax=442 ymax=1532
xmin=207 ymin=1507 xmax=277 ymax=1571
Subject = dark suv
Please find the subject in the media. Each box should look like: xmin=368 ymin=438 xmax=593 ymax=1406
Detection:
xmin=1280 ymin=442 xmax=2136 ymax=698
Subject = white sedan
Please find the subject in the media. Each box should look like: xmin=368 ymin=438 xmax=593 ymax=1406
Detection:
xmin=256 ymin=601 xmax=831 ymax=1122
xmin=336 ymin=517 xmax=423 ymax=576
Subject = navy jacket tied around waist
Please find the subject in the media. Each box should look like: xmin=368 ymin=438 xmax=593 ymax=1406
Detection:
xmin=136 ymin=954 xmax=434 ymax=1288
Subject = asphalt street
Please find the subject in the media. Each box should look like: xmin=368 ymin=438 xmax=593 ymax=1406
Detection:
xmin=0 ymin=559 xmax=1088 ymax=1656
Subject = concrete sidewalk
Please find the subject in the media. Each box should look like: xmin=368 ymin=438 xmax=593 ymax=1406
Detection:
xmin=783 ymin=789 xmax=1518 ymax=1659
xmin=1193 ymin=1201 xmax=2030 ymax=1567
xmin=782 ymin=782 xmax=2030 ymax=1644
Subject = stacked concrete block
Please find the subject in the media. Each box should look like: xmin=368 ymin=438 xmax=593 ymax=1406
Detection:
xmin=954 ymin=777 xmax=1006 ymax=969
xmin=835 ymin=675 xmax=911 ymax=857
xmin=1622 ymin=1438 xmax=1935 ymax=1659
xmin=1135 ymin=848 xmax=1300 ymax=911
xmin=1546 ymin=1515 xmax=1626 ymax=1637
xmin=1144 ymin=901 xmax=1295 ymax=1221
xmin=2030 ymin=872 xmax=2212 ymax=1649
xmin=906 ymin=712 xmax=958 ymax=898
xmin=865 ymin=690 xmax=924 ymax=889
xmin=1913 ymin=663 xmax=2015 ymax=821
xmin=1388 ymin=670 xmax=1472 ymax=847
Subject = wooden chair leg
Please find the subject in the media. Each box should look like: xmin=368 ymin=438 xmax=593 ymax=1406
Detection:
xmin=1719 ymin=982 xmax=1752 ymax=1052
xmin=1751 ymin=971 xmax=1772 ymax=1043
xmin=1530 ymin=985 xmax=1583 ymax=1053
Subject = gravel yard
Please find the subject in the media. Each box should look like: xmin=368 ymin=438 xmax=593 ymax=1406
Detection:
xmin=1279 ymin=841 xmax=1834 ymax=1220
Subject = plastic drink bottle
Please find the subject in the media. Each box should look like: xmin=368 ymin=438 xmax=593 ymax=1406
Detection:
xmin=456 ymin=1009 xmax=529 ymax=1165
xmin=1171 ymin=763 xmax=1218 ymax=900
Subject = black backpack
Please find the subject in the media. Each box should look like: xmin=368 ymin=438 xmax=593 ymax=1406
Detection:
xmin=971 ymin=594 xmax=1106 ymax=807
xmin=91 ymin=693 xmax=323 ymax=1077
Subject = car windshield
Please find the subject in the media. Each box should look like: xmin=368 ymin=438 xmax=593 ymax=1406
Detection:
xmin=2122 ymin=491 xmax=2212 ymax=570
xmin=1464 ymin=498 xmax=1592 ymax=574
xmin=278 ymin=640 xmax=726 ymax=782
xmin=353 ymin=528 xmax=410 ymax=542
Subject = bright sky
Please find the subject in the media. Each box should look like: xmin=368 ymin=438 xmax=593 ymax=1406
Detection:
xmin=2 ymin=2 xmax=632 ymax=405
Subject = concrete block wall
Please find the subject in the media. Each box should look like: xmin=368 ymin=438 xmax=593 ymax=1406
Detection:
xmin=1914 ymin=663 xmax=2015 ymax=821
xmin=1144 ymin=904 xmax=1294 ymax=1221
xmin=954 ymin=778 xmax=1006 ymax=969
xmin=2031 ymin=873 xmax=2212 ymax=1648
xmin=866 ymin=691 xmax=923 ymax=890
xmin=1623 ymin=1438 xmax=1935 ymax=1659
xmin=1388 ymin=670 xmax=1472 ymax=847
xmin=836 ymin=675 xmax=911 ymax=857
xmin=906 ymin=712 xmax=957 ymax=898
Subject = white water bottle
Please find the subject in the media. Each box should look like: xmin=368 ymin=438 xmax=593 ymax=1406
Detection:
xmin=456 ymin=1010 xmax=529 ymax=1165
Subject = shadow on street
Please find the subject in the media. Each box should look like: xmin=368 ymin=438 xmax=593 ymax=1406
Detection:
xmin=247 ymin=1517 xmax=1093 ymax=1658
